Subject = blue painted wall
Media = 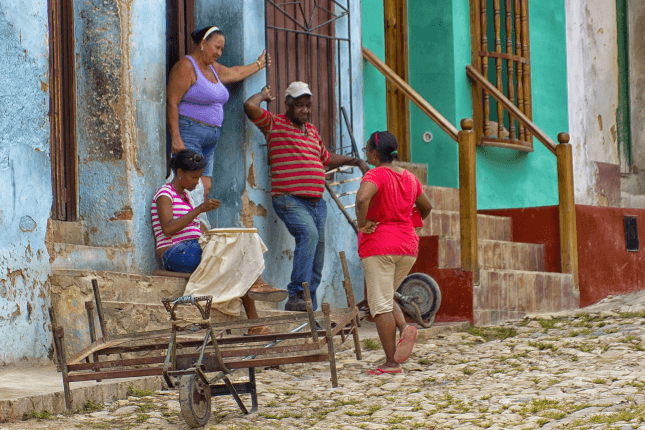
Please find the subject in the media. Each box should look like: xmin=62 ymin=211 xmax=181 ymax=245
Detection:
xmin=74 ymin=0 xmax=166 ymax=272
xmin=196 ymin=0 xmax=367 ymax=308
xmin=0 ymin=0 xmax=53 ymax=364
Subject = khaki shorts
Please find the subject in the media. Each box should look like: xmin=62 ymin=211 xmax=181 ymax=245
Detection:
xmin=361 ymin=255 xmax=416 ymax=317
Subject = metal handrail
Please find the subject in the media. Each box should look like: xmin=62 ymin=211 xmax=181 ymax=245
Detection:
xmin=466 ymin=65 xmax=557 ymax=155
xmin=361 ymin=47 xmax=459 ymax=142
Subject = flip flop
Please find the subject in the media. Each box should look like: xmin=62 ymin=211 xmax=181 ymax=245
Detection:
xmin=247 ymin=284 xmax=288 ymax=303
xmin=246 ymin=326 xmax=276 ymax=336
xmin=394 ymin=325 xmax=418 ymax=363
xmin=366 ymin=367 xmax=402 ymax=375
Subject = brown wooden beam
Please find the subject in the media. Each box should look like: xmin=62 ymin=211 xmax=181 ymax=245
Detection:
xmin=458 ymin=119 xmax=479 ymax=285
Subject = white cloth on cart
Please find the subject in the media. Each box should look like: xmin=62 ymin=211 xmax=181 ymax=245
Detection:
xmin=184 ymin=229 xmax=268 ymax=316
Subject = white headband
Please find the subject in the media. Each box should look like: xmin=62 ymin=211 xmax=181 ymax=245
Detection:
xmin=202 ymin=26 xmax=220 ymax=41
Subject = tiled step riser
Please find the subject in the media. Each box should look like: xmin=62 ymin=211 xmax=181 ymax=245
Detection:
xmin=438 ymin=239 xmax=545 ymax=272
xmin=418 ymin=211 xmax=512 ymax=241
xmin=473 ymin=270 xmax=579 ymax=326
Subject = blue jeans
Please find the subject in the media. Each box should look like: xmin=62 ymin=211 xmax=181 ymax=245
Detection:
xmin=162 ymin=239 xmax=202 ymax=273
xmin=178 ymin=116 xmax=221 ymax=177
xmin=272 ymin=194 xmax=327 ymax=310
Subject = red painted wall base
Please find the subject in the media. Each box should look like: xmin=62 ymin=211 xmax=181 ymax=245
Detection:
xmin=410 ymin=236 xmax=473 ymax=323
xmin=480 ymin=205 xmax=645 ymax=308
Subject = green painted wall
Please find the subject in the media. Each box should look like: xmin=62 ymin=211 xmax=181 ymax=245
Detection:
xmin=476 ymin=2 xmax=568 ymax=209
xmin=361 ymin=0 xmax=568 ymax=209
xmin=361 ymin=0 xmax=387 ymax=143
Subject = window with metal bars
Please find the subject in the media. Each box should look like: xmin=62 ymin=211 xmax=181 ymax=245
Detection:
xmin=470 ymin=0 xmax=533 ymax=152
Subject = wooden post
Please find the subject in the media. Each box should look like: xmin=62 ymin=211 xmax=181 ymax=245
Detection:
xmin=556 ymin=132 xmax=579 ymax=289
xmin=459 ymin=119 xmax=479 ymax=285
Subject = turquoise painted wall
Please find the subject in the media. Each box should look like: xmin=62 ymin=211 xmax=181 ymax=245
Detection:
xmin=361 ymin=0 xmax=387 ymax=143
xmin=362 ymin=0 xmax=569 ymax=209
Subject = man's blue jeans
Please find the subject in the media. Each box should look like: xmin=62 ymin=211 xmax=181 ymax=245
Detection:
xmin=272 ymin=194 xmax=327 ymax=310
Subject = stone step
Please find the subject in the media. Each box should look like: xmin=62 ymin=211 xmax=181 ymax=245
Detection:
xmin=102 ymin=301 xmax=282 ymax=339
xmin=473 ymin=269 xmax=578 ymax=326
xmin=418 ymin=210 xmax=512 ymax=241
xmin=50 ymin=220 xmax=86 ymax=245
xmin=423 ymin=186 xmax=460 ymax=212
xmin=51 ymin=243 xmax=135 ymax=273
xmin=51 ymin=269 xmax=282 ymax=357
xmin=438 ymin=238 xmax=545 ymax=272
xmin=394 ymin=161 xmax=428 ymax=185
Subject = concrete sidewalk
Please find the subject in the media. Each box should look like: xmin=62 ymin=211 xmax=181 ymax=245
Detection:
xmin=0 ymin=321 xmax=468 ymax=422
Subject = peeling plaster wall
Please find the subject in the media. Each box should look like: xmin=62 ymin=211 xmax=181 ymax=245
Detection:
xmin=629 ymin=1 xmax=645 ymax=187
xmin=0 ymin=0 xmax=53 ymax=364
xmin=196 ymin=0 xmax=367 ymax=309
xmin=566 ymin=0 xmax=620 ymax=206
xmin=74 ymin=0 xmax=165 ymax=272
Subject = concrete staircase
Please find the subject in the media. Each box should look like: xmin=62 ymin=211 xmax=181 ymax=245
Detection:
xmin=417 ymin=185 xmax=578 ymax=326
xmin=50 ymin=220 xmax=135 ymax=273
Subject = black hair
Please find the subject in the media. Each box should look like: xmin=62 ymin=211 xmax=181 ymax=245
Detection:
xmin=169 ymin=149 xmax=207 ymax=173
xmin=367 ymin=131 xmax=398 ymax=163
xmin=190 ymin=26 xmax=225 ymax=44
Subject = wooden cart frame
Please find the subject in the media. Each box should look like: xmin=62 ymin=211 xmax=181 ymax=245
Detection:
xmin=50 ymin=251 xmax=362 ymax=427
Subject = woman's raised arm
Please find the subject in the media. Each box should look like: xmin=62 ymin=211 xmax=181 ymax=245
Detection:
xmin=214 ymin=51 xmax=271 ymax=85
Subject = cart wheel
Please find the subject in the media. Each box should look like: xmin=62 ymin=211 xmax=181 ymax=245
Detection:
xmin=179 ymin=374 xmax=211 ymax=428
xmin=397 ymin=273 xmax=442 ymax=320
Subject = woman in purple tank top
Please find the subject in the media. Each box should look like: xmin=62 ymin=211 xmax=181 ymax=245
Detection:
xmin=167 ymin=26 xmax=270 ymax=201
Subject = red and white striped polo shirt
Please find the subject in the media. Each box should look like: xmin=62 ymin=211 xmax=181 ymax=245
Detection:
xmin=251 ymin=109 xmax=330 ymax=198
xmin=151 ymin=184 xmax=202 ymax=250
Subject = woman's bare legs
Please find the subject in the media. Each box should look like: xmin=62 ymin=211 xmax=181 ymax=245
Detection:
xmin=392 ymin=300 xmax=407 ymax=335
xmin=373 ymin=311 xmax=400 ymax=370
xmin=241 ymin=294 xmax=259 ymax=320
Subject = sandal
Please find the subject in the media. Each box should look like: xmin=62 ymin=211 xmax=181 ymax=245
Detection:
xmin=394 ymin=325 xmax=417 ymax=363
xmin=366 ymin=367 xmax=402 ymax=375
xmin=247 ymin=326 xmax=275 ymax=336
xmin=247 ymin=283 xmax=288 ymax=303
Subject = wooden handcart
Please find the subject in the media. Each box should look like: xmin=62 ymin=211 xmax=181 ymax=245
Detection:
xmin=50 ymin=251 xmax=362 ymax=428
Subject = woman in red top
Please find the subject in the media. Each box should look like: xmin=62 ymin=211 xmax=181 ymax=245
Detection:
xmin=356 ymin=131 xmax=433 ymax=374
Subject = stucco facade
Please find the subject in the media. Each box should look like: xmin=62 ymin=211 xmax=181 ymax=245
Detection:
xmin=1 ymin=0 xmax=365 ymax=366
xmin=0 ymin=0 xmax=53 ymax=366
xmin=361 ymin=0 xmax=569 ymax=210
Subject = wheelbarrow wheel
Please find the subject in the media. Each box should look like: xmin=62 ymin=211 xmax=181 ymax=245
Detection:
xmin=179 ymin=374 xmax=211 ymax=428
xmin=397 ymin=273 xmax=442 ymax=321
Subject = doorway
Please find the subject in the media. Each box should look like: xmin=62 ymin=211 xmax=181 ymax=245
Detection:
xmin=49 ymin=0 xmax=77 ymax=221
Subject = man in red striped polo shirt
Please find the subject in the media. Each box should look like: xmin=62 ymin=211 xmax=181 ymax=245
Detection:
xmin=245 ymin=82 xmax=369 ymax=311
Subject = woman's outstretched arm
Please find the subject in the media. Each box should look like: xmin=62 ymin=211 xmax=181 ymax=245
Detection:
xmin=214 ymin=51 xmax=271 ymax=85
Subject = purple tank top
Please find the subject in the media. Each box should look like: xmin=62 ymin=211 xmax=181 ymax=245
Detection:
xmin=178 ymin=56 xmax=230 ymax=127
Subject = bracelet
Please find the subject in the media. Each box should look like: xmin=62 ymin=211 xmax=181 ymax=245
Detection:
xmin=256 ymin=60 xmax=262 ymax=70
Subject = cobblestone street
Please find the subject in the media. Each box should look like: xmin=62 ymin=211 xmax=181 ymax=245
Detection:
xmin=4 ymin=291 xmax=645 ymax=430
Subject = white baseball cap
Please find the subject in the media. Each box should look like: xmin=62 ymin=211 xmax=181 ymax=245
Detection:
xmin=284 ymin=81 xmax=313 ymax=99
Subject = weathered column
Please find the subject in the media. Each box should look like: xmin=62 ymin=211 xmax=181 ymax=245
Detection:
xmin=556 ymin=132 xmax=579 ymax=288
xmin=458 ymin=118 xmax=479 ymax=285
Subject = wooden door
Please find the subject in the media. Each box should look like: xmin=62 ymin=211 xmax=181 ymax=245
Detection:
xmin=166 ymin=0 xmax=196 ymax=77
xmin=384 ymin=0 xmax=410 ymax=161
xmin=49 ymin=0 xmax=77 ymax=221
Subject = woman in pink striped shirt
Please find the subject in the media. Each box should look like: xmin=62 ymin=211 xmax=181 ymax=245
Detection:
xmin=152 ymin=150 xmax=220 ymax=272
xmin=152 ymin=150 xmax=286 ymax=333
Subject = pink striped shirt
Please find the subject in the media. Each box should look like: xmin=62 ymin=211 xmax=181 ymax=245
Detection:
xmin=151 ymin=184 xmax=202 ymax=250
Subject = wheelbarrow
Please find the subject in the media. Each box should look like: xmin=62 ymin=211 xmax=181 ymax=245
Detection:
xmin=356 ymin=272 xmax=442 ymax=328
